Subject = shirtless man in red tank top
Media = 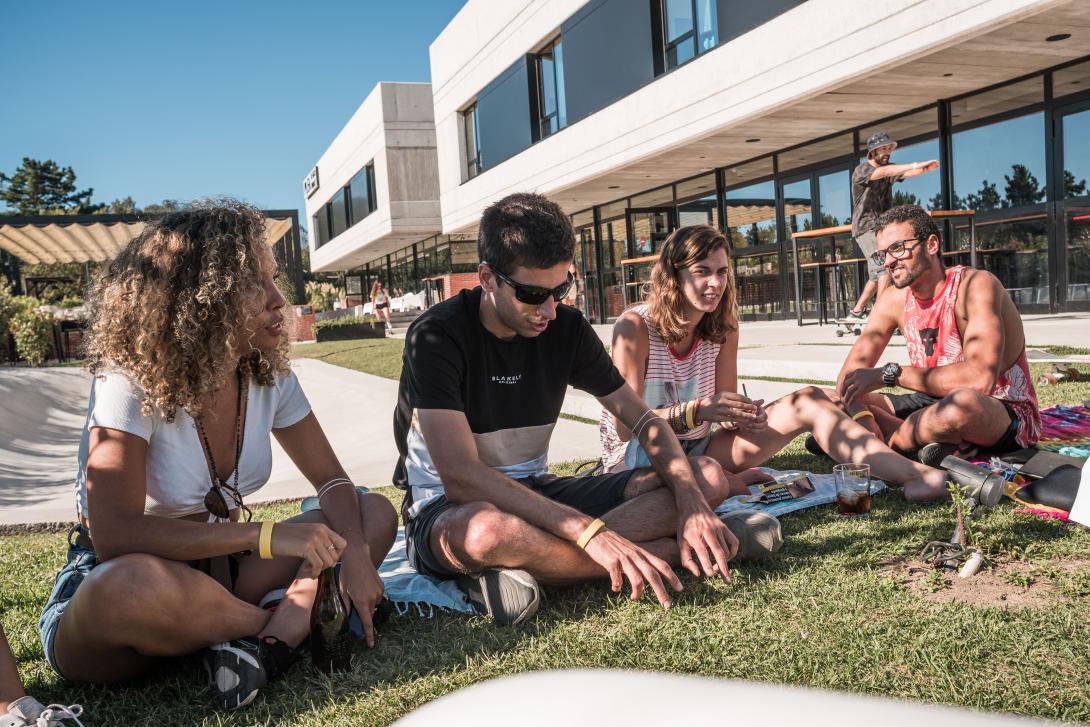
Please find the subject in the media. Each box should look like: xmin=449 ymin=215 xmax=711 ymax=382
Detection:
xmin=833 ymin=205 xmax=1040 ymax=500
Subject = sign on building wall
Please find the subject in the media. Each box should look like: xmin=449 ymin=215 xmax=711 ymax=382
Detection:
xmin=303 ymin=166 xmax=320 ymax=198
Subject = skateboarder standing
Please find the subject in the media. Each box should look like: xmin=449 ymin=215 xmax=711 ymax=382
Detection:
xmin=845 ymin=132 xmax=938 ymax=321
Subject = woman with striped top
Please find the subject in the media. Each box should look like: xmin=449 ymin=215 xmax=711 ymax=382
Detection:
xmin=600 ymin=225 xmax=948 ymax=497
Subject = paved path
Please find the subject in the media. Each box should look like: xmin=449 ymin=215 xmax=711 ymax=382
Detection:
xmin=0 ymin=360 xmax=603 ymax=525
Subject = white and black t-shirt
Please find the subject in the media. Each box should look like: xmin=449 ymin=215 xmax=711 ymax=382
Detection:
xmin=393 ymin=287 xmax=625 ymax=518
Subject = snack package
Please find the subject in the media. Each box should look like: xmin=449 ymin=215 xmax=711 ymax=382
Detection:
xmin=744 ymin=471 xmax=815 ymax=504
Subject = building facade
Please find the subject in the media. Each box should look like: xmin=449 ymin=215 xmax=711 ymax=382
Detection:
xmin=310 ymin=0 xmax=1090 ymax=321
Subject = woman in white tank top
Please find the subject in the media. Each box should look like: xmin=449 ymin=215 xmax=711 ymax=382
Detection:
xmin=603 ymin=225 xmax=948 ymax=496
xmin=39 ymin=202 xmax=397 ymax=712
xmin=371 ymin=280 xmax=392 ymax=324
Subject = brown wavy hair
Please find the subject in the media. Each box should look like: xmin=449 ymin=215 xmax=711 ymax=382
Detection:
xmin=645 ymin=224 xmax=738 ymax=347
xmin=82 ymin=199 xmax=290 ymax=420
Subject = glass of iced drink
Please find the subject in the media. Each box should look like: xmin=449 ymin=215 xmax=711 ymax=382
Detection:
xmin=834 ymin=463 xmax=872 ymax=516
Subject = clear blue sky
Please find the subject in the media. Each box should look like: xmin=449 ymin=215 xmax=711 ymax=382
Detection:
xmin=0 ymin=0 xmax=464 ymax=217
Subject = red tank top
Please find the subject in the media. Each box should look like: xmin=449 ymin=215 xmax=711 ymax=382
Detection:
xmin=902 ymin=266 xmax=1041 ymax=447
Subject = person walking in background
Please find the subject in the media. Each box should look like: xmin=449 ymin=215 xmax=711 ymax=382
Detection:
xmin=371 ymin=280 xmax=392 ymax=326
xmin=846 ymin=132 xmax=939 ymax=320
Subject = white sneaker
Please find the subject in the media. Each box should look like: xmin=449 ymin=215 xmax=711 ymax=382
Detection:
xmin=1 ymin=697 xmax=85 ymax=727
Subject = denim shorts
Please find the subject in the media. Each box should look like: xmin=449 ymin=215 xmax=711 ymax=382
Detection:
xmin=38 ymin=527 xmax=99 ymax=679
xmin=37 ymin=526 xmax=241 ymax=679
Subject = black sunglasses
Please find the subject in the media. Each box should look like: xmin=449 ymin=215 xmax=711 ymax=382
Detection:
xmin=486 ymin=264 xmax=575 ymax=305
xmin=870 ymin=237 xmax=922 ymax=266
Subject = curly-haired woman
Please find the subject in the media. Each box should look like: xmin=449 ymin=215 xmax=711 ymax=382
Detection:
xmin=600 ymin=225 xmax=948 ymax=496
xmin=37 ymin=201 xmax=397 ymax=711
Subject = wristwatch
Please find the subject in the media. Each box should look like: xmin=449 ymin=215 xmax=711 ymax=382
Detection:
xmin=881 ymin=362 xmax=902 ymax=388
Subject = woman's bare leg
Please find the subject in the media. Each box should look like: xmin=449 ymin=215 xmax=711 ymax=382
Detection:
xmin=232 ymin=491 xmax=398 ymax=647
xmin=51 ymin=492 xmax=397 ymax=684
xmin=705 ymin=386 xmax=948 ymax=498
xmin=51 ymin=554 xmax=269 ymax=683
xmin=0 ymin=625 xmax=26 ymax=713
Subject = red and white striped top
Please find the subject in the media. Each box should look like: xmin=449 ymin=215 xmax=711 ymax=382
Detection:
xmin=600 ymin=304 xmax=720 ymax=471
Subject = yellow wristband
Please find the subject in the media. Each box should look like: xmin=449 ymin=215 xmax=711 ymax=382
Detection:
xmin=852 ymin=410 xmax=875 ymax=421
xmin=685 ymin=400 xmax=696 ymax=430
xmin=576 ymin=518 xmax=606 ymax=550
xmin=258 ymin=520 xmax=275 ymax=560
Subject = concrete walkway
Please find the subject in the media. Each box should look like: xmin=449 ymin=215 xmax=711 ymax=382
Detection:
xmin=593 ymin=312 xmax=1090 ymax=382
xmin=0 ymin=360 xmax=603 ymax=525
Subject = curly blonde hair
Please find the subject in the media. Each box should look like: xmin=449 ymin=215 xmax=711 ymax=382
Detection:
xmin=645 ymin=225 xmax=738 ymax=347
xmin=83 ymin=199 xmax=290 ymax=420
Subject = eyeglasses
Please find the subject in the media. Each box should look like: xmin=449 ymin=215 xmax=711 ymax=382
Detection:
xmin=870 ymin=238 xmax=922 ymax=266
xmin=486 ymin=264 xmax=575 ymax=306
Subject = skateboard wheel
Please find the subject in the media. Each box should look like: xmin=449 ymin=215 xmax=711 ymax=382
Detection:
xmin=836 ymin=329 xmax=845 ymax=337
xmin=853 ymin=328 xmax=861 ymax=335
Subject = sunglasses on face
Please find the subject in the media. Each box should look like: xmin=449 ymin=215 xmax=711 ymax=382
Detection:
xmin=486 ymin=264 xmax=575 ymax=305
xmin=870 ymin=237 xmax=922 ymax=266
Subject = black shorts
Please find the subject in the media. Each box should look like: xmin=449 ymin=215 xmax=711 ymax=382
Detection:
xmin=885 ymin=392 xmax=940 ymax=420
xmin=884 ymin=392 xmax=1021 ymax=454
xmin=405 ymin=470 xmax=635 ymax=579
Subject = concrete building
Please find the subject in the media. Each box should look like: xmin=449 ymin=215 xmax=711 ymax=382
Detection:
xmin=308 ymin=0 xmax=1090 ymax=321
xmin=306 ymin=82 xmax=470 ymax=305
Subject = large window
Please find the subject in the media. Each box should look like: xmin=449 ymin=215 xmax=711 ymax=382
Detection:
xmin=724 ymin=158 xmax=776 ymax=249
xmin=1061 ymin=108 xmax=1090 ymax=199
xmin=311 ymin=161 xmax=377 ymax=248
xmin=329 ymin=188 xmax=348 ymax=239
xmin=531 ymin=37 xmax=567 ymax=141
xmin=950 ymin=78 xmax=1048 ymax=308
xmin=953 ymin=113 xmax=1046 ymax=210
xmin=655 ymin=0 xmax=717 ymax=73
xmin=817 ymin=169 xmax=850 ymax=228
xmin=348 ymin=164 xmax=376 ymax=224
xmin=676 ymin=173 xmax=718 ymax=228
xmin=463 ymin=104 xmax=481 ymax=180
xmin=313 ymin=211 xmax=329 ymax=249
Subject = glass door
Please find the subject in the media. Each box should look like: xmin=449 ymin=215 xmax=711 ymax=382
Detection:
xmin=624 ymin=207 xmax=677 ymax=305
xmin=577 ymin=226 xmax=603 ymax=323
xmin=1053 ymin=99 xmax=1090 ymax=311
xmin=778 ymin=174 xmax=817 ymax=318
xmin=597 ymin=216 xmax=629 ymax=320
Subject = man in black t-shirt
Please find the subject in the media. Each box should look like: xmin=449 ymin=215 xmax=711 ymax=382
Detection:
xmin=846 ymin=132 xmax=938 ymax=320
xmin=393 ymin=193 xmax=776 ymax=625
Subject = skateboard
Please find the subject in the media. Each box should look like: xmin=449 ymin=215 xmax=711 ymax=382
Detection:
xmin=833 ymin=316 xmax=863 ymax=337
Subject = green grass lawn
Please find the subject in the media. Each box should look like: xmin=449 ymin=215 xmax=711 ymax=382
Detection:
xmin=290 ymin=339 xmax=405 ymax=381
xmin=4 ymin=439 xmax=1090 ymax=725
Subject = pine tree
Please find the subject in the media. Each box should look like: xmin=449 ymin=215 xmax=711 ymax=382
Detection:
xmin=0 ymin=158 xmax=101 ymax=214
xmin=1002 ymin=163 xmax=1045 ymax=207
